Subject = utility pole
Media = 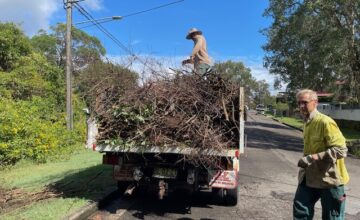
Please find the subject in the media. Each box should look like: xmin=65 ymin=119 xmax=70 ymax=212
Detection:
xmin=239 ymin=87 xmax=245 ymax=154
xmin=66 ymin=0 xmax=73 ymax=130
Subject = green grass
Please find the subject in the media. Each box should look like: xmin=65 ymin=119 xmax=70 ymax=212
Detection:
xmin=273 ymin=116 xmax=360 ymax=157
xmin=0 ymin=149 xmax=116 ymax=220
xmin=0 ymin=149 xmax=108 ymax=190
xmin=340 ymin=128 xmax=360 ymax=141
xmin=273 ymin=116 xmax=360 ymax=141
xmin=1 ymin=198 xmax=87 ymax=220
xmin=274 ymin=116 xmax=304 ymax=130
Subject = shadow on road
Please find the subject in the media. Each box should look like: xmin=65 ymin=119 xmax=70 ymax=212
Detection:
xmin=46 ymin=164 xmax=116 ymax=202
xmin=109 ymin=189 xmax=226 ymax=220
xmin=245 ymin=116 xmax=304 ymax=153
xmin=247 ymin=118 xmax=294 ymax=130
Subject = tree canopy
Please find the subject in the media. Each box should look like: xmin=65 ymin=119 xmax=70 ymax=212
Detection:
xmin=31 ymin=23 xmax=106 ymax=69
xmin=0 ymin=23 xmax=32 ymax=71
xmin=263 ymin=0 xmax=360 ymax=102
xmin=76 ymin=60 xmax=139 ymax=110
xmin=215 ymin=61 xmax=273 ymax=107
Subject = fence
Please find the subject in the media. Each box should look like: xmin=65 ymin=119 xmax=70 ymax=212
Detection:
xmin=317 ymin=103 xmax=360 ymax=122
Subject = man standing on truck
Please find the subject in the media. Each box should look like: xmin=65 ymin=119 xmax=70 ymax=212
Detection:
xmin=293 ymin=89 xmax=349 ymax=220
xmin=182 ymin=28 xmax=212 ymax=76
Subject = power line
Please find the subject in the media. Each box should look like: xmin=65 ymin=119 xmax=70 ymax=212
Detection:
xmin=77 ymin=20 xmax=109 ymax=29
xmin=72 ymin=0 xmax=185 ymax=62
xmin=73 ymin=2 xmax=178 ymax=74
xmin=73 ymin=3 xmax=134 ymax=56
xmin=77 ymin=0 xmax=184 ymax=29
xmin=77 ymin=19 xmax=118 ymax=29
xmin=122 ymin=0 xmax=184 ymax=18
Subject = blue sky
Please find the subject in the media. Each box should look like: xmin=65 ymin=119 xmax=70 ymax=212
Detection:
xmin=0 ymin=0 xmax=279 ymax=93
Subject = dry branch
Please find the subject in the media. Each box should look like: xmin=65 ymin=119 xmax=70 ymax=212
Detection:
xmin=93 ymin=71 xmax=240 ymax=166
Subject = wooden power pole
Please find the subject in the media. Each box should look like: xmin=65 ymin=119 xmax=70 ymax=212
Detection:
xmin=239 ymin=87 xmax=245 ymax=154
xmin=66 ymin=0 xmax=73 ymax=130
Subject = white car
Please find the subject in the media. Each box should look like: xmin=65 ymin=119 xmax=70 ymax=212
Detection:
xmin=255 ymin=104 xmax=265 ymax=115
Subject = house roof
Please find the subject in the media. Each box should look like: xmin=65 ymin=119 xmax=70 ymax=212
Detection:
xmin=335 ymin=80 xmax=345 ymax=85
xmin=316 ymin=92 xmax=333 ymax=97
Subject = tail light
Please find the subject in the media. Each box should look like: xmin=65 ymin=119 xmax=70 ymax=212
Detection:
xmin=235 ymin=150 xmax=239 ymax=158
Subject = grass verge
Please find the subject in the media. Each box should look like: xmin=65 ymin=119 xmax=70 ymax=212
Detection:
xmin=273 ymin=116 xmax=303 ymax=130
xmin=273 ymin=116 xmax=360 ymax=140
xmin=0 ymin=149 xmax=116 ymax=220
xmin=340 ymin=128 xmax=360 ymax=141
xmin=272 ymin=116 xmax=360 ymax=157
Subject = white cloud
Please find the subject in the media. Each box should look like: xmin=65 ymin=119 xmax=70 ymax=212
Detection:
xmin=106 ymin=54 xmax=187 ymax=83
xmin=83 ymin=0 xmax=104 ymax=11
xmin=106 ymin=54 xmax=284 ymax=95
xmin=0 ymin=0 xmax=104 ymax=36
xmin=130 ymin=40 xmax=142 ymax=46
xmin=0 ymin=0 xmax=60 ymax=36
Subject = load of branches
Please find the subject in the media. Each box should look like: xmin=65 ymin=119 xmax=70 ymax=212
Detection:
xmin=93 ymin=71 xmax=241 ymax=165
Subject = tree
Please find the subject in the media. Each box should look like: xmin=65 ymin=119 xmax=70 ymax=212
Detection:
xmin=76 ymin=60 xmax=138 ymax=109
xmin=275 ymin=102 xmax=289 ymax=117
xmin=31 ymin=29 xmax=58 ymax=65
xmin=31 ymin=23 xmax=106 ymax=70
xmin=0 ymin=22 xmax=32 ymax=71
xmin=263 ymin=0 xmax=360 ymax=102
xmin=253 ymin=79 xmax=272 ymax=106
xmin=214 ymin=61 xmax=274 ymax=107
xmin=264 ymin=95 xmax=276 ymax=107
xmin=214 ymin=61 xmax=259 ymax=105
xmin=0 ymin=23 xmax=62 ymax=101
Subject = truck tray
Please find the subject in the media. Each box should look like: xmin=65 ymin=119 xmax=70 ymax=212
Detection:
xmin=95 ymin=144 xmax=238 ymax=157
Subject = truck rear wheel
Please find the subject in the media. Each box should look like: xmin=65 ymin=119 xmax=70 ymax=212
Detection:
xmin=117 ymin=181 xmax=131 ymax=194
xmin=225 ymin=186 xmax=238 ymax=206
xmin=212 ymin=188 xmax=224 ymax=204
xmin=212 ymin=187 xmax=238 ymax=206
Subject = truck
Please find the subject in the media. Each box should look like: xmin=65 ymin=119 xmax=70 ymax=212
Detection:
xmin=93 ymin=87 xmax=246 ymax=206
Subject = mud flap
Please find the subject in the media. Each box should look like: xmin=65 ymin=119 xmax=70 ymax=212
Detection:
xmin=209 ymin=170 xmax=238 ymax=189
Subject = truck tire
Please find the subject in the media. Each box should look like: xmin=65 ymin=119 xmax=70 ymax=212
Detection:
xmin=211 ymin=188 xmax=224 ymax=204
xmin=212 ymin=186 xmax=238 ymax=206
xmin=117 ymin=181 xmax=130 ymax=194
xmin=225 ymin=186 xmax=238 ymax=206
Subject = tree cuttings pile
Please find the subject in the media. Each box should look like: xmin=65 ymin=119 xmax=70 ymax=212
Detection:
xmin=94 ymin=72 xmax=241 ymax=166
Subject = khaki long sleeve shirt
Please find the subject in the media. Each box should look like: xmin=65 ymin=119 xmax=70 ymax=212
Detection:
xmin=191 ymin=35 xmax=211 ymax=68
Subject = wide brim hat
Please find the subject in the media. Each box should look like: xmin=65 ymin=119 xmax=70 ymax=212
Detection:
xmin=186 ymin=28 xmax=202 ymax=39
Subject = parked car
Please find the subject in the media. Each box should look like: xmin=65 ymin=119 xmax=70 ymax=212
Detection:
xmin=256 ymin=104 xmax=265 ymax=115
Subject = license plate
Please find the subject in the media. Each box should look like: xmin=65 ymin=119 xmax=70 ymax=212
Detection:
xmin=153 ymin=168 xmax=177 ymax=179
xmin=113 ymin=165 xmax=134 ymax=181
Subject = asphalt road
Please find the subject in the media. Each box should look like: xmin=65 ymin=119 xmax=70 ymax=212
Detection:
xmin=88 ymin=111 xmax=360 ymax=220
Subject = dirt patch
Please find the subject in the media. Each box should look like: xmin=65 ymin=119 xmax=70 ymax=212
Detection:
xmin=0 ymin=187 xmax=59 ymax=214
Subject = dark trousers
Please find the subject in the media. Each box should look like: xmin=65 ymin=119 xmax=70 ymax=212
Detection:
xmin=196 ymin=63 xmax=211 ymax=76
xmin=293 ymin=181 xmax=346 ymax=220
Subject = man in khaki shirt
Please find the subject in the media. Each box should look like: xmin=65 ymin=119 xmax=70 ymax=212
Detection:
xmin=182 ymin=28 xmax=212 ymax=75
xmin=294 ymin=89 xmax=349 ymax=220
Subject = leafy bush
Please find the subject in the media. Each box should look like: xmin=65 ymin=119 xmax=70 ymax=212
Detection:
xmin=275 ymin=102 xmax=289 ymax=117
xmin=0 ymin=53 xmax=64 ymax=101
xmin=0 ymin=97 xmax=85 ymax=165
xmin=0 ymin=23 xmax=86 ymax=166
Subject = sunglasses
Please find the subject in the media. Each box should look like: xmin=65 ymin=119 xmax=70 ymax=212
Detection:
xmin=297 ymin=100 xmax=311 ymax=105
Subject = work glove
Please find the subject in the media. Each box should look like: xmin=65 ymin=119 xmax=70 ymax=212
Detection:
xmin=297 ymin=155 xmax=313 ymax=168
